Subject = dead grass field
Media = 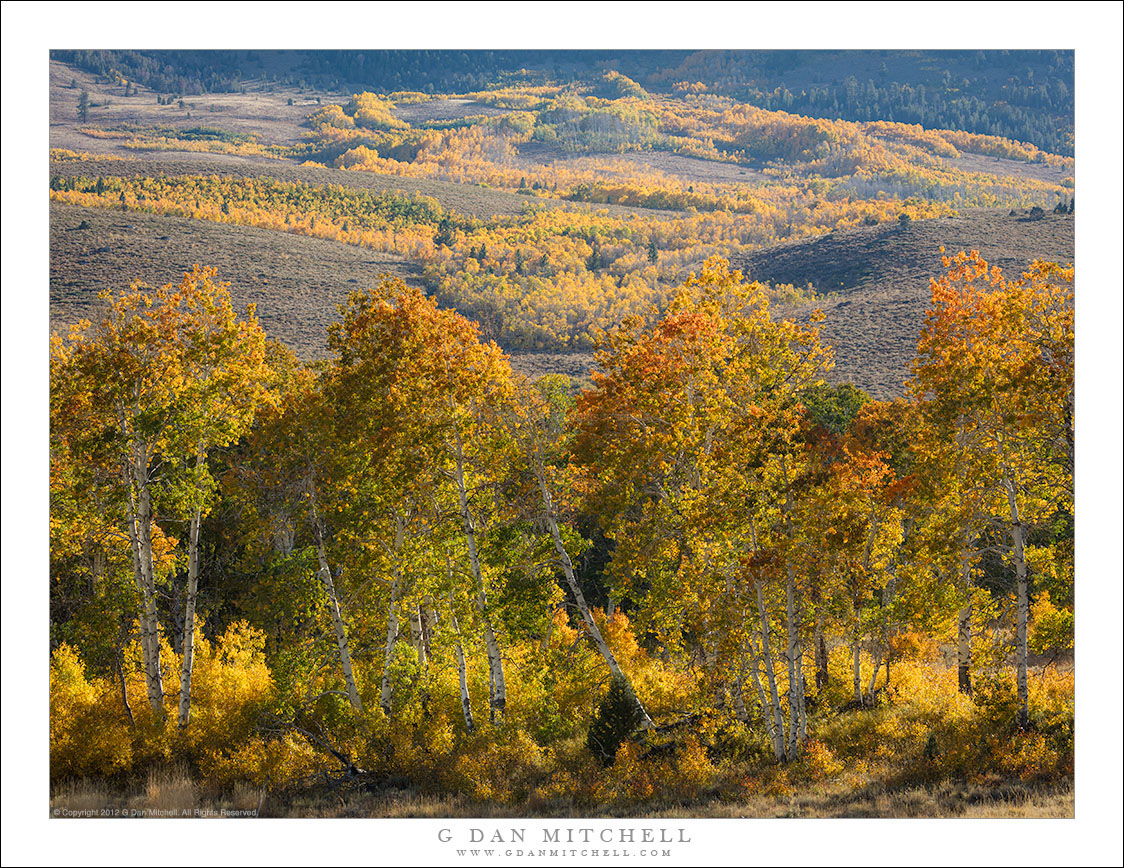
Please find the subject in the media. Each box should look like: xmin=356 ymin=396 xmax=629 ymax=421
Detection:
xmin=390 ymin=97 xmax=508 ymax=123
xmin=946 ymin=152 xmax=1073 ymax=186
xmin=514 ymin=142 xmax=772 ymax=188
xmin=50 ymin=202 xmax=421 ymax=359
xmin=49 ymin=60 xmax=317 ymax=152
xmin=49 ymin=769 xmax=1071 ymax=819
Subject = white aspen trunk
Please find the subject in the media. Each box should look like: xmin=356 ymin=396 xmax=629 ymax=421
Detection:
xmin=380 ymin=578 xmax=401 ymax=716
xmin=408 ymin=607 xmax=427 ymax=669
xmin=116 ymin=647 xmax=136 ymax=728
xmin=177 ymin=447 xmax=205 ymax=728
xmin=126 ymin=442 xmax=164 ymax=718
xmin=487 ymin=661 xmax=496 ymax=718
xmin=746 ymin=642 xmax=777 ymax=749
xmin=866 ymin=578 xmax=896 ymax=704
xmin=867 ymin=647 xmax=883 ymax=702
xmin=606 ymin=596 xmax=615 ymax=619
xmin=446 ymin=573 xmax=476 ymax=733
xmin=541 ymin=609 xmax=557 ymax=652
xmin=90 ymin=547 xmax=105 ymax=595
xmin=311 ymin=508 xmax=362 ymax=713
xmin=124 ymin=499 xmax=157 ymax=709
xmin=732 ymin=669 xmax=750 ymax=723
xmin=421 ymin=607 xmax=437 ymax=662
xmin=177 ymin=505 xmax=202 ymax=727
xmin=784 ymin=563 xmax=801 ymax=756
xmin=480 ymin=615 xmax=505 ymax=725
xmin=1006 ymin=479 xmax=1030 ymax=730
xmin=380 ymin=513 xmax=406 ymax=716
xmin=534 ymin=463 xmax=653 ymax=727
xmin=779 ymin=458 xmax=804 ymax=757
xmin=797 ymin=667 xmax=808 ymax=745
xmin=956 ymin=546 xmax=975 ymax=694
xmin=851 ymin=507 xmax=883 ymax=708
xmin=451 ymin=419 xmax=505 ymax=723
xmin=755 ymin=584 xmax=786 ymax=762
xmin=850 ymin=596 xmax=865 ymax=706
xmin=957 ymin=601 xmax=973 ymax=696
xmin=814 ymin=612 xmax=828 ymax=693
xmin=453 ymin=624 xmax=475 ymax=733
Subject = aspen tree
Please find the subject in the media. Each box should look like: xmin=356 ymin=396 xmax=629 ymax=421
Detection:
xmin=326 ymin=278 xmax=517 ymax=724
xmin=169 ymin=267 xmax=272 ymax=728
xmin=573 ymin=258 xmax=832 ymax=760
xmin=51 ymin=269 xmax=270 ymax=720
xmin=511 ymin=375 xmax=653 ymax=728
xmin=911 ymin=252 xmax=1073 ymax=729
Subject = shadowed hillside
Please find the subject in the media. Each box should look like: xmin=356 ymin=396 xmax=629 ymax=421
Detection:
xmin=739 ymin=209 xmax=1074 ymax=398
xmin=49 ymin=202 xmax=424 ymax=356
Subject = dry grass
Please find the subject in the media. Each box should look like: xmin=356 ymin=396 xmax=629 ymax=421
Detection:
xmin=668 ymin=780 xmax=1075 ymax=819
xmin=144 ymin=764 xmax=196 ymax=813
xmin=49 ymin=767 xmax=267 ymax=819
xmin=947 ymin=152 xmax=1072 ymax=187
xmin=740 ymin=209 xmax=1074 ymax=398
xmin=230 ymin=782 xmax=267 ymax=813
xmin=49 ymin=201 xmax=422 ymax=361
xmin=48 ymin=774 xmax=1072 ymax=819
xmin=515 ymin=142 xmax=772 ymax=189
xmin=50 ymin=779 xmax=109 ymax=814
xmin=391 ymin=98 xmax=508 ymax=124
xmin=49 ymin=60 xmax=314 ymax=152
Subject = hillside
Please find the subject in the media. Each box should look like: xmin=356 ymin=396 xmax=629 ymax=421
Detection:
xmin=41 ymin=46 xmax=1083 ymax=832
xmin=52 ymin=48 xmax=1075 ymax=155
xmin=51 ymin=199 xmax=1073 ymax=397
xmin=49 ymin=201 xmax=423 ymax=354
xmin=48 ymin=54 xmax=1076 ymax=393
xmin=739 ymin=209 xmax=1075 ymax=398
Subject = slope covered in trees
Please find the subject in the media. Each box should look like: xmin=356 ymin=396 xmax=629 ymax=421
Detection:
xmin=49 ymin=255 xmax=1074 ymax=814
xmin=52 ymin=49 xmax=1073 ymax=155
xmin=48 ymin=53 xmax=1074 ymax=387
xmin=50 ymin=198 xmax=1073 ymax=399
xmin=44 ymin=47 xmax=1080 ymax=818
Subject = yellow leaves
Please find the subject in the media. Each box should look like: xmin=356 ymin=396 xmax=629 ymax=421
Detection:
xmin=1029 ymin=590 xmax=1074 ymax=656
xmin=344 ymin=92 xmax=408 ymax=131
xmin=50 ymin=644 xmax=135 ymax=779
xmin=181 ymin=621 xmax=275 ymax=756
xmin=307 ymin=103 xmax=355 ymax=130
xmin=914 ymin=251 xmax=1074 ymax=445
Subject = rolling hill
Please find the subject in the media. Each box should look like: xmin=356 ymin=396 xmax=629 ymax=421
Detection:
xmin=50 ymin=201 xmax=1073 ymax=398
xmin=738 ymin=208 xmax=1075 ymax=398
